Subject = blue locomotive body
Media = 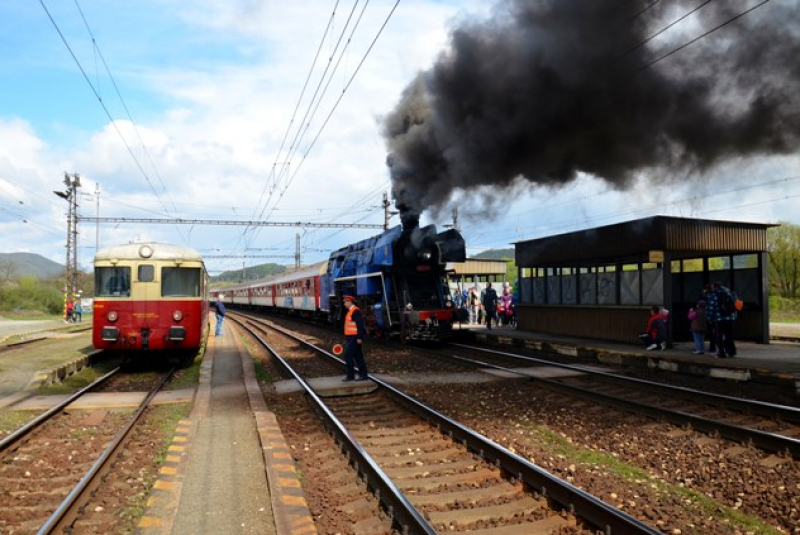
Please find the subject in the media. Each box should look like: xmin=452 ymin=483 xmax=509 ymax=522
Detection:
xmin=321 ymin=223 xmax=466 ymax=342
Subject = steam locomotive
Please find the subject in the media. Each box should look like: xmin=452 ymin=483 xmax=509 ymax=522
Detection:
xmin=216 ymin=222 xmax=467 ymax=342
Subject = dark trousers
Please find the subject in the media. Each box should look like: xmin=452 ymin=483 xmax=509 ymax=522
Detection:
xmin=715 ymin=320 xmax=737 ymax=357
xmin=344 ymin=338 xmax=368 ymax=379
xmin=485 ymin=309 xmax=497 ymax=329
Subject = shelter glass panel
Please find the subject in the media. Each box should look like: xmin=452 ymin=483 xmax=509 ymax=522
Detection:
xmin=547 ymin=276 xmax=561 ymax=304
xmin=708 ymin=256 xmax=731 ymax=271
xmin=579 ymin=273 xmax=596 ymax=305
xmin=520 ymin=277 xmax=533 ymax=304
xmin=641 ymin=269 xmax=663 ymax=305
xmin=733 ymin=254 xmax=758 ymax=269
xmin=561 ymin=274 xmax=577 ymax=304
xmin=620 ymin=271 xmax=640 ymax=305
xmin=598 ymin=272 xmax=616 ymax=305
xmin=733 ymin=269 xmax=760 ymax=304
xmin=532 ymin=278 xmax=546 ymax=304
xmin=682 ymin=259 xmax=704 ymax=272
xmin=681 ymin=272 xmax=706 ymax=303
xmin=162 ymin=267 xmax=202 ymax=297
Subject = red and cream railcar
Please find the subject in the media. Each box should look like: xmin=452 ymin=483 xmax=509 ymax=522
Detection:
xmin=93 ymin=243 xmax=209 ymax=364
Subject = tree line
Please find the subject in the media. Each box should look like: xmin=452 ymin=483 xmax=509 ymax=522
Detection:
xmin=1 ymin=224 xmax=798 ymax=316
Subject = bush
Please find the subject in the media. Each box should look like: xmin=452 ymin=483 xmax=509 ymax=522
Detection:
xmin=0 ymin=277 xmax=64 ymax=315
xmin=769 ymin=296 xmax=800 ymax=322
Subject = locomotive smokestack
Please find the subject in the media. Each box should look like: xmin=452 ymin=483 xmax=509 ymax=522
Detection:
xmin=382 ymin=0 xmax=800 ymax=218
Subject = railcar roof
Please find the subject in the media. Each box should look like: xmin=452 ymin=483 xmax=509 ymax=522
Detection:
xmin=209 ymin=261 xmax=327 ymax=293
xmin=94 ymin=243 xmax=204 ymax=263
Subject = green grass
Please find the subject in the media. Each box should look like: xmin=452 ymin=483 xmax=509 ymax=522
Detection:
xmin=0 ymin=312 xmax=64 ymax=321
xmin=527 ymin=425 xmax=783 ymax=534
xmin=119 ymin=402 xmax=191 ymax=531
xmin=37 ymin=358 xmax=121 ymax=395
xmin=0 ymin=410 xmax=40 ymax=436
xmin=253 ymin=358 xmax=275 ymax=383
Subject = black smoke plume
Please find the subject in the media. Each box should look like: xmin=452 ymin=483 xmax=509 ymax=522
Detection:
xmin=383 ymin=0 xmax=800 ymax=219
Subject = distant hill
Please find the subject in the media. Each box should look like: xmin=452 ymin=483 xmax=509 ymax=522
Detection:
xmin=0 ymin=252 xmax=64 ymax=280
xmin=211 ymin=262 xmax=287 ymax=284
xmin=472 ymin=248 xmax=514 ymax=260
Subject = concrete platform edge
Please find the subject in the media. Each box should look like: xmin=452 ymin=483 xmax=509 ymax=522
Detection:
xmin=464 ymin=330 xmax=800 ymax=397
xmin=236 ymin=330 xmax=318 ymax=535
xmin=136 ymin=340 xmax=210 ymax=535
xmin=0 ymin=349 xmax=104 ymax=410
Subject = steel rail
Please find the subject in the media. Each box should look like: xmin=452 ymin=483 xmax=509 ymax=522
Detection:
xmin=238 ymin=314 xmax=660 ymax=534
xmin=37 ymin=366 xmax=176 ymax=534
xmin=453 ymin=342 xmax=800 ymax=423
xmin=447 ymin=351 xmax=800 ymax=458
xmin=0 ymin=367 xmax=120 ymax=453
xmin=230 ymin=316 xmax=436 ymax=534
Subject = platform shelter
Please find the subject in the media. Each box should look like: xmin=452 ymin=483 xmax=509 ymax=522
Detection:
xmin=446 ymin=258 xmax=509 ymax=294
xmin=514 ymin=216 xmax=774 ymax=345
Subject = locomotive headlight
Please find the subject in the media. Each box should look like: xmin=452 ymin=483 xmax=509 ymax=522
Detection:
xmin=445 ymin=300 xmax=454 ymax=308
xmin=107 ymin=311 xmax=118 ymax=322
xmin=172 ymin=310 xmax=183 ymax=322
xmin=418 ymin=249 xmax=433 ymax=261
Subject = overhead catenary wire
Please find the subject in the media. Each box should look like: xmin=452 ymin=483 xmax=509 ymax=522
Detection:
xmin=633 ymin=0 xmax=771 ymax=73
xmin=38 ymin=0 xmax=188 ymax=245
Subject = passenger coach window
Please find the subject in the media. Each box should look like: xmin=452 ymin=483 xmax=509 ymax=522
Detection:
xmin=162 ymin=267 xmax=202 ymax=297
xmin=96 ymin=267 xmax=131 ymax=297
xmin=138 ymin=265 xmax=155 ymax=282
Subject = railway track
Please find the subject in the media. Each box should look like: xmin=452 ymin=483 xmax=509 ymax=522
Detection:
xmin=234 ymin=314 xmax=659 ymax=534
xmin=450 ymin=343 xmax=800 ymax=458
xmin=0 ymin=366 xmax=174 ymax=533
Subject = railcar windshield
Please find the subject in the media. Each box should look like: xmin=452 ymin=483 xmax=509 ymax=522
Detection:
xmin=162 ymin=267 xmax=202 ymax=297
xmin=96 ymin=267 xmax=131 ymax=297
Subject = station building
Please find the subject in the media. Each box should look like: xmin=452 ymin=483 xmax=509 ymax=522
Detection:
xmin=514 ymin=216 xmax=774 ymax=345
xmin=447 ymin=258 xmax=509 ymax=293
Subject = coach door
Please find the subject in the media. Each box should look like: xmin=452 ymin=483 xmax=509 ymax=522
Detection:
xmin=135 ymin=263 xmax=157 ymax=349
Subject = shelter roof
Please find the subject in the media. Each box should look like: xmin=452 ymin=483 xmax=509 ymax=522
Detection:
xmin=515 ymin=216 xmax=775 ymax=268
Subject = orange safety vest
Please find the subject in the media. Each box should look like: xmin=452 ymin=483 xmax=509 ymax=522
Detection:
xmin=344 ymin=306 xmax=360 ymax=336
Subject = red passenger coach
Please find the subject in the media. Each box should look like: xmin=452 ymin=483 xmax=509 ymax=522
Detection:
xmin=93 ymin=243 xmax=209 ymax=366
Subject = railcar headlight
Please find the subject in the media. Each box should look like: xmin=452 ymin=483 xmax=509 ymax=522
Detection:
xmin=172 ymin=310 xmax=183 ymax=321
xmin=107 ymin=311 xmax=118 ymax=322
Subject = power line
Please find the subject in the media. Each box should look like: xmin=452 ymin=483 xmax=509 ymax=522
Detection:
xmin=78 ymin=216 xmax=384 ymax=229
xmin=618 ymin=0 xmax=713 ymax=60
xmin=38 ymin=0 xmax=185 ymax=240
xmin=634 ymin=0 xmax=772 ymax=72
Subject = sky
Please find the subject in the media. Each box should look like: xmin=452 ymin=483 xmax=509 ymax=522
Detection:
xmin=1 ymin=0 xmax=798 ymax=277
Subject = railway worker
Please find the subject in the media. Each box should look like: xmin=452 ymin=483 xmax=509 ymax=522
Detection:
xmin=341 ymin=295 xmax=369 ymax=382
xmin=214 ymin=294 xmax=226 ymax=337
xmin=482 ymin=282 xmax=499 ymax=330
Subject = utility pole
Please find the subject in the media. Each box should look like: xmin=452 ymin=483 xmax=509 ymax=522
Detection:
xmin=295 ymin=233 xmax=301 ymax=268
xmin=54 ymin=173 xmax=81 ymax=319
xmin=95 ymin=183 xmax=100 ymax=251
xmin=382 ymin=192 xmax=398 ymax=230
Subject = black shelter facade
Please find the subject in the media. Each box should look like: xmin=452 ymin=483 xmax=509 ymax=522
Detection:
xmin=514 ymin=216 xmax=773 ymax=345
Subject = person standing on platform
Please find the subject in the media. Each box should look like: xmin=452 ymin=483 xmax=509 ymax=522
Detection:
xmin=482 ymin=282 xmax=499 ymax=330
xmin=74 ymin=300 xmax=83 ymax=322
xmin=214 ymin=295 xmax=226 ymax=336
xmin=688 ymin=300 xmax=707 ymax=354
xmin=708 ymin=282 xmax=738 ymax=358
xmin=341 ymin=295 xmax=369 ymax=382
